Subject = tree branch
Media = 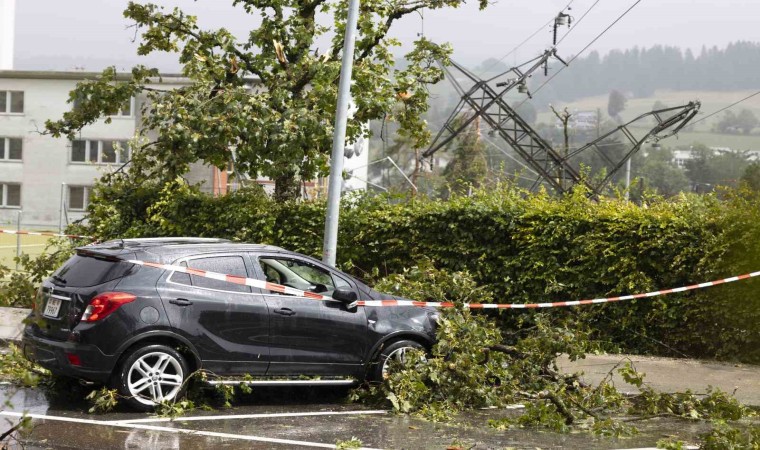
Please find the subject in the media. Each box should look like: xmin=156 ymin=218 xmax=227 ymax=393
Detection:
xmin=356 ymin=3 xmax=427 ymax=62
xmin=0 ymin=418 xmax=25 ymax=442
xmin=153 ymin=17 xmax=265 ymax=81
xmin=542 ymin=390 xmax=576 ymax=425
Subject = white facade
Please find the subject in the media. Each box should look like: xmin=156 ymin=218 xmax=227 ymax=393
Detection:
xmin=0 ymin=70 xmax=368 ymax=228
xmin=342 ymin=136 xmax=369 ymax=192
xmin=0 ymin=71 xmax=193 ymax=228
xmin=672 ymin=147 xmax=760 ymax=168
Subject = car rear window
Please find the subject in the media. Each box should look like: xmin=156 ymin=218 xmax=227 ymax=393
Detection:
xmin=52 ymin=254 xmax=135 ymax=287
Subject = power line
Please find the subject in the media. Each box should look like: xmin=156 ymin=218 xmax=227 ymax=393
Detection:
xmin=515 ymin=0 xmax=642 ymax=109
xmin=481 ymin=135 xmax=541 ymax=176
xmin=690 ymin=90 xmax=760 ymax=126
xmin=477 ymin=1 xmax=574 ymax=77
xmin=555 ymin=0 xmax=602 ymax=46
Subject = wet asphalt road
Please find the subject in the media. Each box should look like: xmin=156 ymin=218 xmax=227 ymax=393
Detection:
xmin=0 ymin=382 xmax=734 ymax=450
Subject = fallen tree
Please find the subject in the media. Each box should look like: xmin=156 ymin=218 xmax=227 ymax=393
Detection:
xmin=352 ymin=263 xmax=758 ymax=440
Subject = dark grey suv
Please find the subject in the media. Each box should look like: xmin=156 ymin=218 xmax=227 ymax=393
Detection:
xmin=22 ymin=238 xmax=437 ymax=410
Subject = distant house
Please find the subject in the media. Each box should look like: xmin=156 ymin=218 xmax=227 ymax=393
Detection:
xmin=671 ymin=146 xmax=760 ymax=169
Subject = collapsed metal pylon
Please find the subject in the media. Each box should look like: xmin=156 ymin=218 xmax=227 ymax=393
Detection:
xmin=423 ymin=51 xmax=701 ymax=196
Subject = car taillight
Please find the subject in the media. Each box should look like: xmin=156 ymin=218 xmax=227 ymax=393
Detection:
xmin=82 ymin=292 xmax=137 ymax=322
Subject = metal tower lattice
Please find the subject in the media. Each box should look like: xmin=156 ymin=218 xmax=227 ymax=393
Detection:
xmin=423 ymin=51 xmax=700 ymax=196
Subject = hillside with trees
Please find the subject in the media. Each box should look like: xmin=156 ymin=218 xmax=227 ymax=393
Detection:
xmin=533 ymin=41 xmax=760 ymax=104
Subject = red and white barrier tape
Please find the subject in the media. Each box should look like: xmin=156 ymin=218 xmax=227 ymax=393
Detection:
xmin=354 ymin=271 xmax=760 ymax=308
xmin=124 ymin=259 xmax=760 ymax=310
xmin=125 ymin=260 xmax=333 ymax=301
xmin=0 ymin=228 xmax=93 ymax=240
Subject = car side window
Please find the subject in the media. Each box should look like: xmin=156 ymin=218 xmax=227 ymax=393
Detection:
xmin=170 ymin=256 xmax=251 ymax=293
xmin=258 ymin=257 xmax=346 ymax=296
xmin=169 ymin=261 xmax=192 ymax=286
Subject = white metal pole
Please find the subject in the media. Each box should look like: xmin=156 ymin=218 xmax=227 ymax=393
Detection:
xmin=625 ymin=158 xmax=631 ymax=201
xmin=15 ymin=210 xmax=21 ymax=270
xmin=322 ymin=0 xmax=361 ymax=267
xmin=59 ymin=183 xmax=66 ymax=233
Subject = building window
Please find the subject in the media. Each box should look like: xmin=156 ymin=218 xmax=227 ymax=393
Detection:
xmin=70 ymin=140 xmax=129 ymax=164
xmin=0 ymin=91 xmax=24 ymax=114
xmin=0 ymin=138 xmax=22 ymax=161
xmin=68 ymin=186 xmax=92 ymax=211
xmin=0 ymin=183 xmax=21 ymax=208
xmin=107 ymin=98 xmax=133 ymax=117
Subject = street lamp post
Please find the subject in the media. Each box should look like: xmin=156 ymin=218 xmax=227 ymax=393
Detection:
xmin=322 ymin=0 xmax=361 ymax=267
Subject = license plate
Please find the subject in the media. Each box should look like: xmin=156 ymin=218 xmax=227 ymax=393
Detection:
xmin=43 ymin=297 xmax=62 ymax=318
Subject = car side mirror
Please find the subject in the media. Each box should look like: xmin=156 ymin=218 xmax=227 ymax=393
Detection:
xmin=332 ymin=287 xmax=357 ymax=303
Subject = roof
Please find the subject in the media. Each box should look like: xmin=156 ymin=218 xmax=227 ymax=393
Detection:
xmin=0 ymin=70 xmax=260 ymax=85
xmin=0 ymin=70 xmax=189 ymax=84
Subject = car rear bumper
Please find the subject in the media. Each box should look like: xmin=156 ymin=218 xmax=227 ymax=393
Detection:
xmin=21 ymin=326 xmax=115 ymax=383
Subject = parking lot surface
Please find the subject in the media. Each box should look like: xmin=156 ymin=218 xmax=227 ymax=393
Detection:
xmin=0 ymin=382 xmax=735 ymax=450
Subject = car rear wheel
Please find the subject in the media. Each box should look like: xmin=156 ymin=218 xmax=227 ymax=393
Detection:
xmin=372 ymin=339 xmax=425 ymax=381
xmin=115 ymin=344 xmax=189 ymax=411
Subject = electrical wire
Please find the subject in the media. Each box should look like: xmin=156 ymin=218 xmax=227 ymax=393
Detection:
xmin=690 ymin=90 xmax=760 ymax=126
xmin=481 ymin=135 xmax=541 ymax=176
xmin=555 ymin=0 xmax=602 ymax=46
xmin=477 ymin=1 xmax=574 ymax=77
xmin=513 ymin=0 xmax=642 ymax=110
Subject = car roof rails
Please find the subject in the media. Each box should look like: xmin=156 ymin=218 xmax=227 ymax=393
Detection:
xmin=101 ymin=237 xmax=232 ymax=248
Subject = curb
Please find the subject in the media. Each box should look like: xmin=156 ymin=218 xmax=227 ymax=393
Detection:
xmin=0 ymin=306 xmax=30 ymax=342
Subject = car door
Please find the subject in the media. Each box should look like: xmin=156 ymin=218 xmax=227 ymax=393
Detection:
xmin=157 ymin=253 xmax=269 ymax=375
xmin=251 ymin=253 xmax=368 ymax=376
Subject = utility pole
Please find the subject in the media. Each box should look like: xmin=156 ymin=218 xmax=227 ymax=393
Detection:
xmin=551 ymin=106 xmax=571 ymax=191
xmin=322 ymin=0 xmax=361 ymax=267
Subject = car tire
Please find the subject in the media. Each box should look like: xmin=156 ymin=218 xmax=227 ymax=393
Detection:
xmin=371 ymin=339 xmax=425 ymax=382
xmin=115 ymin=344 xmax=189 ymax=411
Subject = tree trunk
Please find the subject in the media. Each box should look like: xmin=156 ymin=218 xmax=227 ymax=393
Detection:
xmin=410 ymin=147 xmax=420 ymax=197
xmin=274 ymin=171 xmax=302 ymax=202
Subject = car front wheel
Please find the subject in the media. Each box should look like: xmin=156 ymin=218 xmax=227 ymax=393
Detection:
xmin=372 ymin=339 xmax=425 ymax=381
xmin=115 ymin=344 xmax=189 ymax=411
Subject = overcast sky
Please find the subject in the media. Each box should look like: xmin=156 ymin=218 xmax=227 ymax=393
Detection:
xmin=12 ymin=0 xmax=760 ymax=72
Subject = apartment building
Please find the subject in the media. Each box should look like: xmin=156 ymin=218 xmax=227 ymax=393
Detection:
xmin=0 ymin=70 xmax=368 ymax=228
xmin=0 ymin=70 xmax=209 ymax=228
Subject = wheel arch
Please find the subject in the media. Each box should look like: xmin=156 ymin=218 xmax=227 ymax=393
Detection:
xmin=366 ymin=331 xmax=433 ymax=365
xmin=113 ymin=331 xmax=202 ymax=374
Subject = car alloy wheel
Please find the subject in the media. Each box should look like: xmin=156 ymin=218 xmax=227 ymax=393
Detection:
xmin=117 ymin=344 xmax=189 ymax=410
xmin=375 ymin=339 xmax=425 ymax=381
xmin=127 ymin=351 xmax=184 ymax=405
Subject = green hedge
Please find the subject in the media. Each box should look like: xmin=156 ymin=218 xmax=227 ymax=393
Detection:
xmin=79 ymin=179 xmax=760 ymax=362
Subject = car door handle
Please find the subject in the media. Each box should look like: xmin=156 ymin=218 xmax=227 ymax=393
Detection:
xmin=273 ymin=307 xmax=295 ymax=316
xmin=169 ymin=298 xmax=193 ymax=306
